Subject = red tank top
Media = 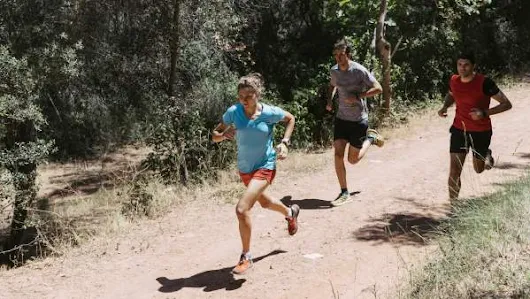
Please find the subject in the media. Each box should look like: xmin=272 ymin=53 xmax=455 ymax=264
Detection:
xmin=450 ymin=73 xmax=492 ymax=132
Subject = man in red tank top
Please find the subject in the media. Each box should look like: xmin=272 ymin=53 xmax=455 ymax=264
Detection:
xmin=438 ymin=52 xmax=512 ymax=201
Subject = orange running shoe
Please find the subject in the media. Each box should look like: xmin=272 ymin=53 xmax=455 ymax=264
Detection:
xmin=231 ymin=253 xmax=253 ymax=275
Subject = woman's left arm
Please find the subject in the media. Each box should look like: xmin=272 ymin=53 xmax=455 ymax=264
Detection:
xmin=275 ymin=111 xmax=295 ymax=160
xmin=280 ymin=111 xmax=295 ymax=144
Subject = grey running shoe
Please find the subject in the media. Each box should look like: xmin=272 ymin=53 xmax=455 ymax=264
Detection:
xmin=367 ymin=129 xmax=385 ymax=147
xmin=332 ymin=191 xmax=352 ymax=207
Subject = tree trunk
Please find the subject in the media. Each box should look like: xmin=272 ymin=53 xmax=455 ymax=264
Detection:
xmin=168 ymin=0 xmax=180 ymax=97
xmin=376 ymin=0 xmax=392 ymax=113
xmin=4 ymin=120 xmax=37 ymax=264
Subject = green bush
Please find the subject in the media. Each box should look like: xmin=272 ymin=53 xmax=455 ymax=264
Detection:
xmin=0 ymin=47 xmax=53 ymax=263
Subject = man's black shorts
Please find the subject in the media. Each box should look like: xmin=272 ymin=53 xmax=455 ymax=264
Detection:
xmin=450 ymin=125 xmax=492 ymax=158
xmin=334 ymin=118 xmax=368 ymax=149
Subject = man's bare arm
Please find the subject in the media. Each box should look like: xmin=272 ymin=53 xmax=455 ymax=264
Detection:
xmin=486 ymin=90 xmax=512 ymax=116
xmin=326 ymin=85 xmax=336 ymax=107
xmin=326 ymin=85 xmax=336 ymax=111
xmin=442 ymin=92 xmax=455 ymax=109
xmin=438 ymin=92 xmax=454 ymax=117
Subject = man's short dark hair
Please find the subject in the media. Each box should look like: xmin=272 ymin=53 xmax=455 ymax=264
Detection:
xmin=457 ymin=51 xmax=476 ymax=64
xmin=333 ymin=39 xmax=352 ymax=55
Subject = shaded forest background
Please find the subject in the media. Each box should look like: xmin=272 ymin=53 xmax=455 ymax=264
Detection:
xmin=1 ymin=0 xmax=530 ymax=259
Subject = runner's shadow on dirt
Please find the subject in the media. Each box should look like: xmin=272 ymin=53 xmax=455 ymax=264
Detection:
xmin=494 ymin=161 xmax=529 ymax=170
xmin=393 ymin=197 xmax=433 ymax=210
xmin=280 ymin=196 xmax=332 ymax=209
xmin=156 ymin=249 xmax=286 ymax=293
xmin=280 ymin=192 xmax=361 ymax=210
xmin=353 ymin=213 xmax=446 ymax=246
xmin=514 ymin=152 xmax=530 ymax=159
xmin=393 ymin=197 xmax=450 ymax=214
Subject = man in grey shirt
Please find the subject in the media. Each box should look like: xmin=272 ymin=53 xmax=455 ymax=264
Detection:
xmin=326 ymin=40 xmax=384 ymax=206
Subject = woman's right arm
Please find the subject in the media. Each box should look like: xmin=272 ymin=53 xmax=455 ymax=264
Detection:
xmin=212 ymin=123 xmax=235 ymax=143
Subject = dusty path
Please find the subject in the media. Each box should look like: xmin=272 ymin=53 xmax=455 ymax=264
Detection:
xmin=1 ymin=84 xmax=530 ymax=299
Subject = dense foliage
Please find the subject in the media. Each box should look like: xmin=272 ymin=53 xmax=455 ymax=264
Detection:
xmin=1 ymin=0 xmax=529 ymax=251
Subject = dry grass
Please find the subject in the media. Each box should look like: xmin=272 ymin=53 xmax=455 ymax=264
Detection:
xmin=0 ymin=101 xmax=436 ymax=266
xmin=20 ymin=146 xmax=329 ymax=257
xmin=175 ymin=149 xmax=330 ymax=206
xmin=405 ymin=173 xmax=530 ymax=299
xmin=378 ymin=105 xmax=445 ymax=141
xmin=279 ymin=149 xmax=330 ymax=173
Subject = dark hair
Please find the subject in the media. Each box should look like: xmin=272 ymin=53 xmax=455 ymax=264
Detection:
xmin=333 ymin=39 xmax=352 ymax=56
xmin=237 ymin=73 xmax=264 ymax=96
xmin=457 ymin=51 xmax=476 ymax=64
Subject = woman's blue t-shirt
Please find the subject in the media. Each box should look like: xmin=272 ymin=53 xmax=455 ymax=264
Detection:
xmin=222 ymin=103 xmax=286 ymax=174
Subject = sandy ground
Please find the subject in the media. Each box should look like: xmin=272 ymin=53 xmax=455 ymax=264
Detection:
xmin=1 ymin=84 xmax=529 ymax=299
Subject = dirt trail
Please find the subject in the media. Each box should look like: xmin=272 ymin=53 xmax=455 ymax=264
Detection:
xmin=1 ymin=84 xmax=530 ymax=299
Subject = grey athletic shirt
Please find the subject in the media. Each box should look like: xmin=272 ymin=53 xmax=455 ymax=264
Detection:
xmin=330 ymin=61 xmax=377 ymax=122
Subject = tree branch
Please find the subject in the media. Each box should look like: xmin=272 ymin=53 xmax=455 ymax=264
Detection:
xmin=391 ymin=36 xmax=403 ymax=59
